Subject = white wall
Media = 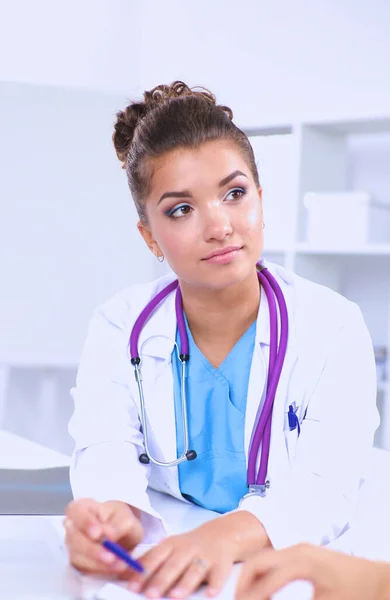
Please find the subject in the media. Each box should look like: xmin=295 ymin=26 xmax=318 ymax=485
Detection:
xmin=131 ymin=0 xmax=390 ymax=125
xmin=0 ymin=81 xmax=157 ymax=452
xmin=0 ymin=82 xmax=153 ymax=366
xmin=344 ymin=133 xmax=390 ymax=347
xmin=0 ymin=0 xmax=141 ymax=95
xmin=2 ymin=1 xmax=390 ymax=453
xmin=2 ymin=1 xmax=390 ymax=125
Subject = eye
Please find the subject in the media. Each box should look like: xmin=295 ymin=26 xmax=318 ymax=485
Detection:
xmin=166 ymin=203 xmax=193 ymax=219
xmin=225 ymin=187 xmax=246 ymax=201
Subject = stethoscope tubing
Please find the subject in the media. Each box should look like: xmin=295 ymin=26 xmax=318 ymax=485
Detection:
xmin=129 ymin=265 xmax=288 ymax=485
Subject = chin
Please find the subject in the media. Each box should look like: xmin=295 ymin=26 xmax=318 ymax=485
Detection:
xmin=200 ymin=262 xmax=254 ymax=290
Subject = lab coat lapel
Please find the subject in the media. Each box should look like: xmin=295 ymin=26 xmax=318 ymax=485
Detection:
xmin=266 ymin=271 xmax=299 ymax=481
xmin=133 ymin=289 xmax=182 ymax=498
xmin=268 ymin=346 xmax=298 ymax=479
xmin=244 ymin=264 xmax=298 ymax=482
xmin=140 ymin=356 xmax=182 ymax=498
xmin=244 ymin=343 xmax=267 ymax=457
xmin=137 ymin=281 xmax=177 ymax=362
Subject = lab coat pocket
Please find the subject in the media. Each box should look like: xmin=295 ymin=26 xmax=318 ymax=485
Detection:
xmin=284 ymin=427 xmax=299 ymax=462
xmin=284 ymin=404 xmax=302 ymax=462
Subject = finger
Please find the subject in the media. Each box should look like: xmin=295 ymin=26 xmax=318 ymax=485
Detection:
xmin=70 ymin=550 xmax=127 ymax=575
xmin=168 ymin=559 xmax=209 ymax=599
xmin=236 ymin=548 xmax=279 ymax=597
xmin=141 ymin=549 xmax=195 ymax=599
xmin=127 ymin=543 xmax=174 ymax=595
xmin=65 ymin=519 xmax=128 ymax=576
xmin=206 ymin=561 xmax=233 ymax=597
xmin=235 ymin=583 xmax=268 ymax=600
xmin=100 ymin=503 xmax=142 ymax=547
xmin=236 ymin=546 xmax=315 ymax=600
xmin=66 ymin=498 xmax=104 ymax=541
xmin=242 ymin=565 xmax=308 ymax=600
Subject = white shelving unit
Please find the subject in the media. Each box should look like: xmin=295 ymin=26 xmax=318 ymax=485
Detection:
xmin=247 ymin=116 xmax=390 ymax=450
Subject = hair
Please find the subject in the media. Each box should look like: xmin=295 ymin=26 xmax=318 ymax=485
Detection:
xmin=112 ymin=81 xmax=259 ymax=224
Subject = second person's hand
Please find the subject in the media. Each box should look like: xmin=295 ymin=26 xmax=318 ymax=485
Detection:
xmin=236 ymin=543 xmax=390 ymax=600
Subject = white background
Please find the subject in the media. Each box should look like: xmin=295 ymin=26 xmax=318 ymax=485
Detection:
xmin=1 ymin=0 xmax=389 ymax=453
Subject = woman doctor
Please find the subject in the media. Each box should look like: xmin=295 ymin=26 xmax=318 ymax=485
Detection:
xmin=64 ymin=81 xmax=379 ymax=599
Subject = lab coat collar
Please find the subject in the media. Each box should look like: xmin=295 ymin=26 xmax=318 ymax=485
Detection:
xmin=256 ymin=259 xmax=296 ymax=349
xmin=256 ymin=285 xmax=271 ymax=346
xmin=137 ymin=274 xmax=178 ymax=361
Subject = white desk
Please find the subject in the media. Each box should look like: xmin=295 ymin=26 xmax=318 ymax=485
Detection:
xmin=49 ymin=491 xmax=315 ymax=600
xmin=0 ymin=491 xmax=314 ymax=600
xmin=0 ymin=430 xmax=71 ymax=470
xmin=1 ymin=435 xmax=390 ymax=599
xmin=0 ymin=497 xmax=239 ymax=600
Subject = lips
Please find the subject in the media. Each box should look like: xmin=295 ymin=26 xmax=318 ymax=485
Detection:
xmin=203 ymin=246 xmax=242 ymax=261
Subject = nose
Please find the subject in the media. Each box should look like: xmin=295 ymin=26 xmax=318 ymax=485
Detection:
xmin=203 ymin=203 xmax=233 ymax=242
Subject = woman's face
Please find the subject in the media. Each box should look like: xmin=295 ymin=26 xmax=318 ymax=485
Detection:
xmin=138 ymin=140 xmax=264 ymax=290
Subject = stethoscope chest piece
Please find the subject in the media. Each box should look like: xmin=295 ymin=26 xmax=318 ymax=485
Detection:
xmin=238 ymin=481 xmax=270 ymax=506
xmin=139 ymin=453 xmax=151 ymax=464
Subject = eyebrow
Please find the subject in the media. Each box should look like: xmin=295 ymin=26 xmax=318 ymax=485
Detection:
xmin=157 ymin=190 xmax=192 ymax=205
xmin=157 ymin=170 xmax=248 ymax=205
xmin=218 ymin=170 xmax=248 ymax=188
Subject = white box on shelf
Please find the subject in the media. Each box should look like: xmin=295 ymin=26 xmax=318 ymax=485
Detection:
xmin=304 ymin=192 xmax=390 ymax=248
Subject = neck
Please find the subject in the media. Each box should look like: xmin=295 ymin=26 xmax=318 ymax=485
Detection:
xmin=179 ymin=268 xmax=260 ymax=365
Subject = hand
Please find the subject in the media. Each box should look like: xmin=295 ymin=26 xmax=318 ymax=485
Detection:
xmin=64 ymin=498 xmax=144 ymax=576
xmin=236 ymin=543 xmax=390 ymax=600
xmin=126 ymin=510 xmax=269 ymax=599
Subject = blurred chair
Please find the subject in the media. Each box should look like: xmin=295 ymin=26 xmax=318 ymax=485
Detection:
xmin=0 ymin=467 xmax=72 ymax=515
xmin=0 ymin=430 xmax=72 ymax=515
xmin=0 ymin=365 xmax=10 ymax=431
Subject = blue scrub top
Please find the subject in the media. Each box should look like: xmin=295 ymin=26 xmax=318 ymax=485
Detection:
xmin=172 ymin=318 xmax=256 ymax=513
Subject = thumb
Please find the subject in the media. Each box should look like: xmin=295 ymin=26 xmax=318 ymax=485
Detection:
xmin=99 ymin=501 xmax=143 ymax=549
xmin=65 ymin=498 xmax=105 ymax=541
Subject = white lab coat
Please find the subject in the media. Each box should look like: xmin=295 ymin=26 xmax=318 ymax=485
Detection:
xmin=68 ymin=260 xmax=379 ymax=549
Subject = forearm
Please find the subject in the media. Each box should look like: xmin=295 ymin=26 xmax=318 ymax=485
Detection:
xmin=217 ymin=510 xmax=271 ymax=562
xmin=377 ymin=562 xmax=390 ymax=600
xmin=70 ymin=444 xmax=167 ymax=543
xmin=112 ymin=501 xmax=141 ymax=521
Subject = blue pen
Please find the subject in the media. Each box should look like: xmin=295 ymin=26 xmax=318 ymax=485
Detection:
xmin=102 ymin=538 xmax=145 ymax=573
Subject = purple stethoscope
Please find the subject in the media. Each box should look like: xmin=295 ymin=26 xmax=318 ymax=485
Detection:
xmin=129 ymin=264 xmax=288 ymax=498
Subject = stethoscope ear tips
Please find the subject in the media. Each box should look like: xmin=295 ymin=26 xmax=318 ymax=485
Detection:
xmin=139 ymin=453 xmax=151 ymax=464
xmin=186 ymin=450 xmax=197 ymax=461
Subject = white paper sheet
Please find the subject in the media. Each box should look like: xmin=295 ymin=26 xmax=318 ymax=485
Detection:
xmin=97 ymin=577 xmax=313 ymax=600
xmin=96 ymin=567 xmax=240 ymax=600
xmin=97 ymin=582 xmax=205 ymax=600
